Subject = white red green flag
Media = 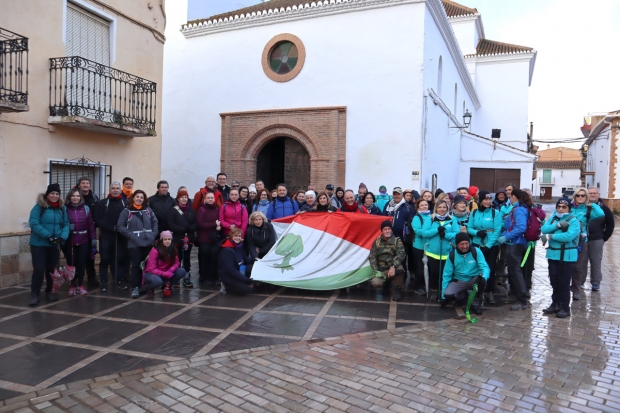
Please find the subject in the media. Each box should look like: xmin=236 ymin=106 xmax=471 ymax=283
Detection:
xmin=252 ymin=212 xmax=388 ymax=290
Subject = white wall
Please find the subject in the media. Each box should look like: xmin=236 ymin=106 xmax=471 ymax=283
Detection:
xmin=533 ymin=168 xmax=582 ymax=198
xmin=162 ymin=1 xmax=427 ymax=194
xmin=586 ymin=129 xmax=611 ymax=198
xmin=472 ymin=58 xmax=531 ymax=151
xmin=449 ymin=17 xmax=479 ymax=56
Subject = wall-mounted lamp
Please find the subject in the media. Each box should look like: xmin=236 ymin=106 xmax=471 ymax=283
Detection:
xmin=450 ymin=110 xmax=472 ymax=129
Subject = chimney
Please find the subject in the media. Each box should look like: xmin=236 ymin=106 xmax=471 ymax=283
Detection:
xmin=547 ymin=144 xmax=550 ymax=149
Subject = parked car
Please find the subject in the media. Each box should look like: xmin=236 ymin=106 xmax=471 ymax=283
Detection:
xmin=562 ymin=189 xmax=575 ymax=198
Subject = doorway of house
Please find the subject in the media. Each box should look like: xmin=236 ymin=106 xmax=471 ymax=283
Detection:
xmin=256 ymin=137 xmax=310 ymax=194
xmin=469 ymin=168 xmax=521 ymax=192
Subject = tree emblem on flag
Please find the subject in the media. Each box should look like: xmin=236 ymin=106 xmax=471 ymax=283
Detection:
xmin=272 ymin=233 xmax=303 ymax=272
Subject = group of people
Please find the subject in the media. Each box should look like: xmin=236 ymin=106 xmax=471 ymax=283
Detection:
xmin=28 ymin=175 xmax=614 ymax=319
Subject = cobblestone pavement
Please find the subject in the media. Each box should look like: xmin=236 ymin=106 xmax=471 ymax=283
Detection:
xmin=1 ymin=219 xmax=619 ymax=412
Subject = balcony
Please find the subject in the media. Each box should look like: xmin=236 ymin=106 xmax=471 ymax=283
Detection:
xmin=539 ymin=177 xmax=555 ymax=185
xmin=0 ymin=28 xmax=29 ymax=112
xmin=48 ymin=57 xmax=156 ymax=137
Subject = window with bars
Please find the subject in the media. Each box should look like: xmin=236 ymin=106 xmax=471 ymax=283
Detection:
xmin=46 ymin=158 xmax=112 ymax=200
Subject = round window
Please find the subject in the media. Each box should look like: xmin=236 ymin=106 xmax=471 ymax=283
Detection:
xmin=269 ymin=41 xmax=299 ymax=75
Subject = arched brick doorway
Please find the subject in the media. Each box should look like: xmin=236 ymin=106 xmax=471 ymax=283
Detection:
xmin=219 ymin=106 xmax=346 ymax=190
xmin=257 ymin=136 xmax=310 ymax=193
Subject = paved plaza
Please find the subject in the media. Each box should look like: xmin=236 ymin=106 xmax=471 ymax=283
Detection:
xmin=0 ymin=219 xmax=619 ymax=412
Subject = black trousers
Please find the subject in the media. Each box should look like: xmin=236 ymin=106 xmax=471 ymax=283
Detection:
xmin=427 ymin=256 xmax=446 ymax=291
xmin=548 ymin=259 xmax=574 ymax=312
xmin=198 ymin=242 xmax=220 ymax=283
xmin=224 ymin=279 xmax=252 ymax=295
xmin=524 ymin=244 xmax=535 ymax=290
xmin=128 ymin=246 xmax=150 ymax=288
xmin=411 ymin=247 xmax=426 ymax=290
xmin=476 ymin=245 xmax=499 ymax=293
xmin=85 ymin=254 xmax=97 ymax=284
xmin=99 ymin=233 xmax=127 ymax=284
xmin=175 ymin=243 xmax=193 ymax=273
xmin=31 ymin=245 xmax=60 ymax=294
xmin=62 ymin=243 xmax=89 ymax=287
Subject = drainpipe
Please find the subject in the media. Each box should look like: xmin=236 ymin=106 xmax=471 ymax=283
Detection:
xmin=420 ymin=92 xmax=428 ymax=189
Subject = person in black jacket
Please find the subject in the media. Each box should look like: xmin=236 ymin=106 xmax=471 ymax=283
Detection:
xmin=148 ymin=180 xmax=177 ymax=236
xmin=585 ymin=187 xmax=615 ymax=291
xmin=167 ymin=189 xmax=197 ymax=288
xmin=245 ymin=212 xmax=276 ymax=262
xmin=218 ymin=228 xmax=253 ymax=295
xmin=94 ymin=182 xmax=128 ymax=291
xmin=77 ymin=177 xmax=100 ymax=287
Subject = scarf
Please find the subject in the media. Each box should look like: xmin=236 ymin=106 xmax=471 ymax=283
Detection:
xmin=305 ymin=200 xmax=317 ymax=209
xmin=47 ymin=201 xmax=60 ymax=208
xmin=419 ymin=210 xmax=431 ymax=215
xmin=434 ymin=213 xmax=449 ymax=221
xmin=478 ymin=204 xmax=487 ymax=212
xmin=133 ymin=204 xmax=143 ymax=210
xmin=343 ymin=202 xmax=359 ymax=212
xmin=384 ymin=198 xmax=406 ymax=215
xmin=122 ymin=188 xmax=133 ymax=198
xmin=178 ymin=203 xmax=190 ymax=212
xmin=276 ymin=196 xmax=288 ymax=202
xmin=110 ymin=194 xmax=122 ymax=199
xmin=452 ymin=210 xmax=468 ymax=219
xmin=379 ymin=190 xmax=387 ymax=195
xmin=316 ymin=203 xmax=330 ymax=211
xmin=259 ymin=199 xmax=269 ymax=206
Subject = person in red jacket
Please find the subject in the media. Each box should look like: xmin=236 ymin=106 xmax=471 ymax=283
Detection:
xmin=64 ymin=188 xmax=96 ymax=296
xmin=143 ymin=231 xmax=186 ymax=298
xmin=192 ymin=175 xmax=223 ymax=211
xmin=219 ymin=189 xmax=248 ymax=236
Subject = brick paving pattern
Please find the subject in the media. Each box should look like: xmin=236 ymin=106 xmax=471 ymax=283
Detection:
xmin=0 ymin=218 xmax=619 ymax=412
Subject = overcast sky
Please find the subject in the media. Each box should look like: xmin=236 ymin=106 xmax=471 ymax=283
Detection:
xmin=187 ymin=0 xmax=620 ymax=148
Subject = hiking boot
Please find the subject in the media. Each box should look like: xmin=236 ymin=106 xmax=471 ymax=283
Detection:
xmin=147 ymin=289 xmax=155 ymax=299
xmin=101 ymin=284 xmax=108 ymax=293
xmin=392 ymin=287 xmax=403 ymax=302
xmin=573 ymin=292 xmax=581 ymax=301
xmin=68 ymin=286 xmax=76 ymax=297
xmin=77 ymin=286 xmax=88 ymax=295
xmin=592 ymin=284 xmax=600 ymax=292
xmin=183 ymin=277 xmax=194 ymax=289
xmin=163 ymin=283 xmax=172 ymax=298
xmin=414 ymin=288 xmax=426 ymax=296
xmin=486 ymin=292 xmax=496 ymax=304
xmin=471 ymin=303 xmax=483 ymax=315
xmin=510 ymin=302 xmax=531 ymax=311
xmin=28 ymin=293 xmax=39 ymax=306
xmin=542 ymin=303 xmax=559 ymax=315
xmin=46 ymin=292 xmax=58 ymax=302
xmin=504 ymin=294 xmax=517 ymax=304
xmin=429 ymin=290 xmax=438 ymax=302
xmin=220 ymin=283 xmax=227 ymax=295
xmin=524 ymin=291 xmax=531 ymax=298
xmin=556 ymin=309 xmax=571 ymax=318
xmin=131 ymin=287 xmax=140 ymax=299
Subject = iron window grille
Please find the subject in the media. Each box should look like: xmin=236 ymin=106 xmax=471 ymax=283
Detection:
xmin=0 ymin=27 xmax=28 ymax=105
xmin=45 ymin=157 xmax=112 ymax=200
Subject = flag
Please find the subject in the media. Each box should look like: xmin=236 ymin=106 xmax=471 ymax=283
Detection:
xmin=252 ymin=212 xmax=389 ymax=290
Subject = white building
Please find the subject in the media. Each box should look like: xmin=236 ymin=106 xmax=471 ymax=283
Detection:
xmin=161 ymin=0 xmax=537 ymax=194
xmin=532 ymin=146 xmax=582 ymax=200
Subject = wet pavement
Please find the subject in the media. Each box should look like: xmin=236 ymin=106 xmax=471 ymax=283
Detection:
xmin=0 ymin=218 xmax=619 ymax=412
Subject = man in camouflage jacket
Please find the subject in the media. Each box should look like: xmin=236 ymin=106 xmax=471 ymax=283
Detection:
xmin=369 ymin=220 xmax=406 ymax=301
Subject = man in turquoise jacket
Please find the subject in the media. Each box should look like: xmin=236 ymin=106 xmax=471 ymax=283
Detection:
xmin=441 ymin=232 xmax=490 ymax=314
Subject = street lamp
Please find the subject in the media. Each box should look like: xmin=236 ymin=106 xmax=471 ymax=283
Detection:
xmin=450 ymin=109 xmax=472 ymax=129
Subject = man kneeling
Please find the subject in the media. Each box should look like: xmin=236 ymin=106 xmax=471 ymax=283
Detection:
xmin=369 ymin=220 xmax=406 ymax=301
xmin=441 ymin=232 xmax=489 ymax=314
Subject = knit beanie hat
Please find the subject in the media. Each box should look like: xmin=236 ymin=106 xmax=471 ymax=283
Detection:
xmin=176 ymin=190 xmax=189 ymax=200
xmin=160 ymin=230 xmax=173 ymax=239
xmin=359 ymin=182 xmax=367 ymax=189
xmin=556 ymin=198 xmax=572 ymax=210
xmin=468 ymin=186 xmax=479 ymax=197
xmin=453 ymin=195 xmax=467 ymax=205
xmin=248 ymin=184 xmax=257 ymax=194
xmin=478 ymin=190 xmax=492 ymax=201
xmin=46 ymin=183 xmax=61 ymax=196
xmin=455 ymin=232 xmax=470 ymax=245
xmin=379 ymin=185 xmax=386 ymax=191
xmin=381 ymin=220 xmax=393 ymax=230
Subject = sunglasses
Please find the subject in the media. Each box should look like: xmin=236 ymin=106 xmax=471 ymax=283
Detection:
xmin=232 ymin=185 xmax=240 ymax=188
xmin=557 ymin=205 xmax=569 ymax=209
xmin=485 ymin=194 xmax=493 ymax=199
xmin=575 ymin=194 xmax=586 ymax=198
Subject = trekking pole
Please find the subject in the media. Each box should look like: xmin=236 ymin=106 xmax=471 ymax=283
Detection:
xmin=114 ymin=232 xmax=118 ymax=284
xmin=438 ymin=236 xmax=443 ymax=303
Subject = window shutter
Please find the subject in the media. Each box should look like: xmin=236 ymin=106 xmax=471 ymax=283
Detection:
xmin=66 ymin=4 xmax=110 ymax=66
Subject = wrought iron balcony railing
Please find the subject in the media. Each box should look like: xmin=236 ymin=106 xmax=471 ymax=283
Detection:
xmin=49 ymin=56 xmax=156 ymax=132
xmin=0 ymin=27 xmax=29 ymax=110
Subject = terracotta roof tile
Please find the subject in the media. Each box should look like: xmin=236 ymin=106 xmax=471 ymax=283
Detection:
xmin=186 ymin=0 xmax=478 ymax=26
xmin=536 ymin=160 xmax=582 ymax=169
xmin=465 ymin=39 xmax=534 ymax=57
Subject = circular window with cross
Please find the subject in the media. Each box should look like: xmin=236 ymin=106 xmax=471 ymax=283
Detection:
xmin=262 ymin=34 xmax=306 ymax=82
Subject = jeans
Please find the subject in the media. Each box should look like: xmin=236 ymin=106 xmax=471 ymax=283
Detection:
xmin=62 ymin=243 xmax=89 ymax=287
xmin=505 ymin=244 xmax=527 ymax=304
xmin=477 ymin=246 xmax=498 ymax=293
xmin=571 ymin=243 xmax=588 ymax=294
xmin=584 ymin=239 xmax=604 ymax=285
xmin=31 ymin=245 xmax=60 ymax=294
xmin=128 ymin=246 xmax=151 ymax=288
xmin=175 ymin=243 xmax=193 ymax=273
xmin=548 ymin=259 xmax=574 ymax=312
xmin=198 ymin=242 xmax=219 ymax=283
xmin=143 ymin=268 xmax=186 ymax=290
xmin=99 ymin=233 xmax=127 ymax=284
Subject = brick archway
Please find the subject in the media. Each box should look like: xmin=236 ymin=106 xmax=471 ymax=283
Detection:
xmin=220 ymin=106 xmax=346 ymax=189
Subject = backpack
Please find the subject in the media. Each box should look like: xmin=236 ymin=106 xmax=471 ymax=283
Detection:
xmin=524 ymin=206 xmax=545 ymax=242
xmin=404 ymin=213 xmax=424 ymax=243
xmin=449 ymin=246 xmax=478 ymax=265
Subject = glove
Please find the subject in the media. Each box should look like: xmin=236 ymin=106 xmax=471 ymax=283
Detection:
xmin=497 ymin=236 xmax=507 ymax=245
xmin=69 ymin=223 xmax=75 ymax=231
xmin=440 ymin=300 xmax=447 ymax=309
xmin=476 ymin=230 xmax=487 ymax=240
xmin=556 ymin=221 xmax=569 ymax=230
xmin=541 ymin=234 xmax=548 ymax=246
xmin=437 ymin=226 xmax=446 ymax=239
xmin=91 ymin=240 xmax=97 ymax=248
xmin=48 ymin=237 xmax=57 ymax=245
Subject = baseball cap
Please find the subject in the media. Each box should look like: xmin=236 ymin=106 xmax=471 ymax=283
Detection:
xmin=325 ymin=184 xmax=334 ymax=190
xmin=393 ymin=187 xmax=403 ymax=194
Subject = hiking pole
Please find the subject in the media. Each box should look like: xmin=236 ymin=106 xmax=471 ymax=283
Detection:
xmin=114 ymin=231 xmax=118 ymax=285
xmin=423 ymin=243 xmax=429 ymax=298
xmin=438 ymin=232 xmax=444 ymax=303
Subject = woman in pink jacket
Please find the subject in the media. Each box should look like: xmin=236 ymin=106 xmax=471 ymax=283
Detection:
xmin=143 ymin=231 xmax=186 ymax=298
xmin=219 ymin=189 xmax=248 ymax=236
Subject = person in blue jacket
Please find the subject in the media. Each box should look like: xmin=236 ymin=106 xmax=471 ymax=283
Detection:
xmin=418 ymin=200 xmax=458 ymax=301
xmin=441 ymin=232 xmax=490 ymax=314
xmin=28 ymin=183 xmax=70 ymax=306
xmin=411 ymin=198 xmax=432 ymax=295
xmin=496 ymin=188 xmax=531 ymax=311
xmin=569 ymin=187 xmax=604 ymax=300
xmin=266 ymin=183 xmax=299 ymax=220
xmin=466 ymin=190 xmax=503 ymax=304
xmin=540 ymin=198 xmax=581 ymax=318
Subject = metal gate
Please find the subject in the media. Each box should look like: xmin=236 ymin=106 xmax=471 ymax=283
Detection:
xmin=45 ymin=157 xmax=112 ymax=199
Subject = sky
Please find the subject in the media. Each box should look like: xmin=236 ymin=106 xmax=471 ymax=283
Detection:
xmin=187 ymin=0 xmax=620 ymax=148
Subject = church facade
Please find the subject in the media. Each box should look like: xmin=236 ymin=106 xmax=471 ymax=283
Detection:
xmin=162 ymin=0 xmax=537 ymax=194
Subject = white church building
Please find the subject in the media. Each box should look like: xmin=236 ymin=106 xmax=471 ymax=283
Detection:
xmin=161 ymin=0 xmax=537 ymax=194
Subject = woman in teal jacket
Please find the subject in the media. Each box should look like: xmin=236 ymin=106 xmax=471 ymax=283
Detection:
xmin=411 ymin=198 xmax=432 ymax=295
xmin=418 ymin=200 xmax=458 ymax=301
xmin=540 ymin=198 xmax=581 ymax=318
xmin=570 ymin=187 xmax=604 ymax=300
xmin=466 ymin=190 xmax=503 ymax=304
xmin=28 ymin=184 xmax=70 ymax=306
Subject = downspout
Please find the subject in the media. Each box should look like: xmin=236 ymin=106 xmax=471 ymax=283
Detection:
xmin=420 ymin=91 xmax=428 ymax=189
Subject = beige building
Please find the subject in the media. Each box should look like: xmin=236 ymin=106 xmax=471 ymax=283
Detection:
xmin=0 ymin=0 xmax=166 ymax=287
